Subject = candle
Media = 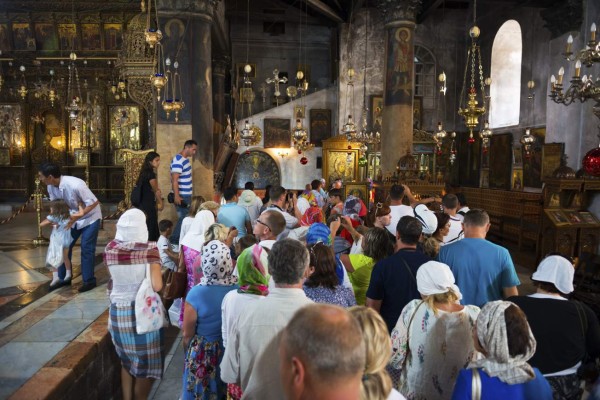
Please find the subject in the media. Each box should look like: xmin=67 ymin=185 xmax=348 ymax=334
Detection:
xmin=592 ymin=23 xmax=597 ymax=42
xmin=558 ymin=67 xmax=564 ymax=85
xmin=567 ymin=34 xmax=573 ymax=53
xmin=575 ymin=60 xmax=581 ymax=77
xmin=582 ymin=75 xmax=588 ymax=83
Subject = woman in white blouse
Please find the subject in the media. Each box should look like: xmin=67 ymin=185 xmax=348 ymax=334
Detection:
xmin=389 ymin=261 xmax=480 ymax=400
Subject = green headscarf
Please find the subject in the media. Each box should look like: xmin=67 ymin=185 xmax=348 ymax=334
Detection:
xmin=236 ymin=244 xmax=270 ymax=296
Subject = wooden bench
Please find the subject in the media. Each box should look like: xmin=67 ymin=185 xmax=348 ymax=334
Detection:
xmin=461 ymin=188 xmax=543 ymax=254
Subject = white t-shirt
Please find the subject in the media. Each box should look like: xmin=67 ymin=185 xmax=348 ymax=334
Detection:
xmin=388 ymin=388 xmax=407 ymax=400
xmin=387 ymin=204 xmax=414 ymax=235
xmin=262 ymin=206 xmax=298 ymax=239
xmin=157 ymin=235 xmax=177 ymax=270
xmin=443 ymin=214 xmax=464 ymax=245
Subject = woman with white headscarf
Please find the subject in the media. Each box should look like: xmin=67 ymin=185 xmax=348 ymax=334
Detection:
xmin=451 ymin=300 xmax=553 ymax=399
xmin=181 ymin=233 xmax=238 ymax=400
xmin=390 ymin=261 xmax=480 ymax=400
xmin=104 ymin=208 xmax=164 ymax=400
xmin=509 ymin=255 xmax=600 ymax=400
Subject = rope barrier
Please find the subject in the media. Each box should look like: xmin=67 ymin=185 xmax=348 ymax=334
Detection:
xmin=102 ymin=208 xmax=125 ymax=220
xmin=0 ymin=195 xmax=34 ymax=225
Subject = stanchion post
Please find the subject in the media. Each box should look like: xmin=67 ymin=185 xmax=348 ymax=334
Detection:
xmin=32 ymin=178 xmax=49 ymax=246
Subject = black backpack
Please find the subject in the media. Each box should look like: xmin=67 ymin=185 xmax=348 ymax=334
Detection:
xmin=130 ymin=183 xmax=142 ymax=207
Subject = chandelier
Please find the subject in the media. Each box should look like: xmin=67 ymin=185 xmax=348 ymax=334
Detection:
xmin=17 ymin=65 xmax=28 ymax=100
xmin=550 ymin=22 xmax=600 ymax=176
xmin=144 ymin=0 xmax=162 ymax=49
xmin=162 ymin=58 xmax=185 ymax=122
xmin=65 ymin=53 xmax=83 ymax=121
xmin=292 ymin=118 xmax=314 ymax=155
xmin=457 ymin=23 xmax=489 ymax=144
xmin=150 ymin=42 xmax=167 ymax=100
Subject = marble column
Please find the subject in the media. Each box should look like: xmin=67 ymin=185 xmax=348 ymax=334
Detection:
xmin=376 ymin=0 xmax=421 ymax=176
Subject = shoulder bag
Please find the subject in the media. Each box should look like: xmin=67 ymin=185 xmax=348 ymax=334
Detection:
xmin=400 ymin=300 xmax=425 ymax=371
xmin=130 ymin=183 xmax=142 ymax=207
xmin=161 ymin=255 xmax=187 ymax=301
xmin=135 ymin=263 xmax=167 ymax=334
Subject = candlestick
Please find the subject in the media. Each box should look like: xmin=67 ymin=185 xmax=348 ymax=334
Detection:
xmin=575 ymin=60 xmax=581 ymax=78
xmin=566 ymin=34 xmax=573 ymax=53
xmin=592 ymin=23 xmax=597 ymax=42
xmin=557 ymin=67 xmax=564 ymax=85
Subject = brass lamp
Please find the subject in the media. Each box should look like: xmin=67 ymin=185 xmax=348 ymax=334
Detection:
xmin=457 ymin=25 xmax=488 ymax=143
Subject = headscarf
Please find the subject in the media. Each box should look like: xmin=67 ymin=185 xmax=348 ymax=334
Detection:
xmin=236 ymin=244 xmax=270 ymax=295
xmin=297 ymin=196 xmax=311 ymax=216
xmin=416 ymin=261 xmax=462 ymax=301
xmin=105 ymin=209 xmax=159 ymax=266
xmin=300 ymin=206 xmax=324 ymax=226
xmin=469 ymin=300 xmax=536 ymax=384
xmin=306 ymin=223 xmax=331 ymax=246
xmin=115 ymin=208 xmax=148 ymax=242
xmin=180 ymin=210 xmax=214 ymax=252
xmin=199 ymin=240 xmax=238 ymax=286
xmin=531 ymin=255 xmax=574 ymax=294
xmin=300 ymin=191 xmax=318 ymax=207
xmin=414 ymin=204 xmax=438 ymax=235
xmin=343 ymin=195 xmax=362 ymax=217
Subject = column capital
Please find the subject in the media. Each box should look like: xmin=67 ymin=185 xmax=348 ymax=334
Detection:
xmin=212 ymin=55 xmax=230 ymax=76
xmin=158 ymin=0 xmax=220 ymax=20
xmin=376 ymin=0 xmax=421 ymax=25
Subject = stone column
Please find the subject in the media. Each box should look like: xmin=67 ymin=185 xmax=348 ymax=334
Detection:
xmin=212 ymin=56 xmax=228 ymax=127
xmin=376 ymin=0 xmax=421 ymax=176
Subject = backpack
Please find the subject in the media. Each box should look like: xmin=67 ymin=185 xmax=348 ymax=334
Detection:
xmin=131 ymin=183 xmax=142 ymax=207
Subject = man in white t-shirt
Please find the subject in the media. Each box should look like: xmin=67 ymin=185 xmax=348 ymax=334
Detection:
xmin=442 ymin=193 xmax=464 ymax=244
xmin=261 ymin=186 xmax=302 ymax=239
xmin=456 ymin=192 xmax=470 ymax=217
xmin=387 ymin=184 xmax=414 ymax=235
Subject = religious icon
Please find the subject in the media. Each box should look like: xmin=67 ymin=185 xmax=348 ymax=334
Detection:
xmin=385 ymin=27 xmax=413 ymax=106
xmin=34 ymin=23 xmax=58 ymax=51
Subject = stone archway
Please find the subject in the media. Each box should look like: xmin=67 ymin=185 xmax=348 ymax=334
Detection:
xmin=231 ymin=150 xmax=281 ymax=189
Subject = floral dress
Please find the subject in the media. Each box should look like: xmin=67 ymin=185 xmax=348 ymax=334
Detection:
xmin=178 ymin=245 xmax=203 ymax=326
xmin=389 ymin=299 xmax=480 ymax=400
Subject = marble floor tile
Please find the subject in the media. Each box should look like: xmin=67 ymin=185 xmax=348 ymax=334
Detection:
xmin=150 ymin=376 xmax=183 ymax=400
xmin=46 ymin=300 xmax=108 ymax=321
xmin=13 ymin=317 xmax=92 ymax=342
xmin=0 ymin=341 xmax=69 ymax=398
xmin=0 ymin=254 xmax=29 ymax=273
xmin=0 ymin=270 xmax=49 ymax=290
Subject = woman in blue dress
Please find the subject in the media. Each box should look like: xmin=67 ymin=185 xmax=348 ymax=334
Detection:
xmin=451 ymin=300 xmax=553 ymax=400
xmin=181 ymin=232 xmax=238 ymax=399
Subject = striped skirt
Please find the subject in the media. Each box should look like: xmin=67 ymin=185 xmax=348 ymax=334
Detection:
xmin=108 ymin=302 xmax=164 ymax=379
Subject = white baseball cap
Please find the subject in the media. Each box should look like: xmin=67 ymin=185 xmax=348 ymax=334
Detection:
xmin=531 ymin=255 xmax=575 ymax=294
xmin=413 ymin=204 xmax=438 ymax=235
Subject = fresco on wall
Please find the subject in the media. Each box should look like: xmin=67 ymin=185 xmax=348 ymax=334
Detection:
xmin=12 ymin=23 xmax=35 ymax=50
xmin=158 ymin=17 xmax=191 ymax=123
xmin=34 ymin=23 xmax=58 ymax=51
xmin=385 ymin=26 xmax=413 ymax=106
xmin=309 ymin=109 xmax=331 ymax=147
xmin=81 ymin=24 xmax=102 ymax=51
xmin=231 ymin=150 xmax=281 ymax=189
xmin=58 ymin=24 xmax=78 ymax=50
xmin=0 ymin=24 xmax=10 ymax=51
xmin=103 ymin=23 xmax=122 ymax=50
xmin=264 ymin=118 xmax=291 ymax=148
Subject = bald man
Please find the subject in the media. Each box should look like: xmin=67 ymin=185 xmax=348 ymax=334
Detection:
xmin=279 ymin=304 xmax=366 ymax=400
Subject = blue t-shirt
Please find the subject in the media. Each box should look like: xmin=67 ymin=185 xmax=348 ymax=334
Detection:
xmin=438 ymin=238 xmax=520 ymax=307
xmin=451 ymin=367 xmax=553 ymax=400
xmin=217 ymin=203 xmax=251 ymax=237
xmin=170 ymin=153 xmax=192 ymax=197
xmin=185 ymin=284 xmax=238 ymax=340
xmin=366 ymin=248 xmax=431 ymax=332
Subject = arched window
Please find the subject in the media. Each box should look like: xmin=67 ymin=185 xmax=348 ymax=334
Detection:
xmin=414 ymin=45 xmax=436 ymax=109
xmin=490 ymin=20 xmax=522 ymax=128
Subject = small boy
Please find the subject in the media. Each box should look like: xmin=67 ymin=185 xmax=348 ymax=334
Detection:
xmin=158 ymin=219 xmax=178 ymax=271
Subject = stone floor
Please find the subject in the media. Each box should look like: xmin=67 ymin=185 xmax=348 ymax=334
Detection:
xmin=0 ymin=206 xmax=541 ymax=399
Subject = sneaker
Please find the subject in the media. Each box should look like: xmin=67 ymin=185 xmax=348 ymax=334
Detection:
xmin=78 ymin=282 xmax=97 ymax=293
xmin=49 ymin=281 xmax=63 ymax=292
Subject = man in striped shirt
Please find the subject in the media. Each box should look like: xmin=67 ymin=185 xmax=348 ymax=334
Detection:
xmin=170 ymin=139 xmax=197 ymax=244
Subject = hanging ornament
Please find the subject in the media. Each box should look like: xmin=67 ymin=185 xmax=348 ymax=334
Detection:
xmin=582 ymin=146 xmax=600 ymax=177
xmin=434 ymin=122 xmax=447 ymax=155
xmin=520 ymin=128 xmax=536 ymax=159
xmin=479 ymin=121 xmax=493 ymax=153
xmin=300 ymin=156 xmax=308 ymax=165
xmin=449 ymin=132 xmax=457 ymax=165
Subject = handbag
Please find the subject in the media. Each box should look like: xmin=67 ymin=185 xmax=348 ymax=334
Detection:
xmin=161 ymin=263 xmax=187 ymax=301
xmin=135 ymin=263 xmax=168 ymax=334
xmin=131 ymin=184 xmax=142 ymax=207
xmin=574 ymin=301 xmax=600 ymax=384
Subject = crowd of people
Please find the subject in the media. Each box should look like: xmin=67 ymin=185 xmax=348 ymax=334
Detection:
xmin=37 ymin=143 xmax=600 ymax=400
